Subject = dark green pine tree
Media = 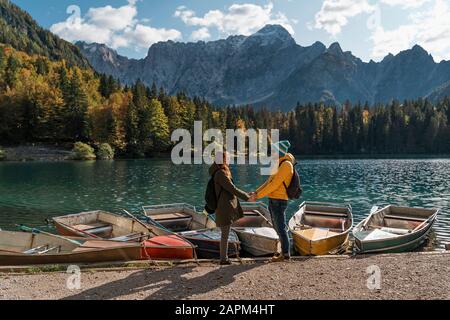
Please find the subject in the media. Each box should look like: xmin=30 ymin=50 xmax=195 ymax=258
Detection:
xmin=5 ymin=55 xmax=19 ymax=88
xmin=125 ymin=101 xmax=140 ymax=156
xmin=62 ymin=73 xmax=89 ymax=141
xmin=0 ymin=47 xmax=5 ymax=68
xmin=34 ymin=57 xmax=49 ymax=75
xmin=132 ymin=79 xmax=149 ymax=108
xmin=332 ymin=107 xmax=341 ymax=153
xmin=149 ymin=82 xmax=158 ymax=100
xmin=147 ymin=99 xmax=170 ymax=151
xmin=99 ymin=74 xmax=118 ymax=98
xmin=21 ymin=98 xmax=41 ymax=141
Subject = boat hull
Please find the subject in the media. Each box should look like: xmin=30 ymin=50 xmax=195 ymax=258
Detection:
xmin=0 ymin=245 xmax=143 ymax=266
xmin=142 ymin=235 xmax=195 ymax=260
xmin=54 ymin=222 xmax=89 ymax=238
xmin=233 ymin=228 xmax=279 ymax=257
xmin=0 ymin=237 xmax=195 ymax=266
xmin=354 ymin=220 xmax=434 ymax=254
xmin=53 ymin=210 xmax=164 ymax=239
xmin=353 ymin=205 xmax=438 ymax=254
xmin=292 ymin=231 xmax=349 ymax=256
xmin=289 ymin=202 xmax=353 ymax=256
xmin=181 ymin=229 xmax=240 ymax=259
xmin=142 ymin=203 xmax=216 ymax=233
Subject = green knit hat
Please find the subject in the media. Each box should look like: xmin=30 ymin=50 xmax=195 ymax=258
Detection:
xmin=272 ymin=140 xmax=291 ymax=156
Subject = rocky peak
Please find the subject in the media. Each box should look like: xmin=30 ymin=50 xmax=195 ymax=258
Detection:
xmin=77 ymin=41 xmax=109 ymax=52
xmin=255 ymin=24 xmax=292 ymax=37
xmin=327 ymin=42 xmax=344 ymax=56
xmin=312 ymin=41 xmax=326 ymax=51
xmin=77 ymin=24 xmax=450 ymax=110
xmin=411 ymin=44 xmax=427 ymax=54
xmin=244 ymin=24 xmax=295 ymax=48
xmin=76 ymin=41 xmax=119 ymax=63
xmin=396 ymin=44 xmax=434 ymax=63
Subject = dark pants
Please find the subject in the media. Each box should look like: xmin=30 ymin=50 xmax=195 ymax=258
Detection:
xmin=220 ymin=224 xmax=231 ymax=262
xmin=269 ymin=199 xmax=290 ymax=257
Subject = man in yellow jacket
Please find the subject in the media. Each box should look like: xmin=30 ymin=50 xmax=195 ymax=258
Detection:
xmin=255 ymin=140 xmax=295 ymax=262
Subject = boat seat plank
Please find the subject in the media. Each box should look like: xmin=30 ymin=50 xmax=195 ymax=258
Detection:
xmin=73 ymin=222 xmax=112 ymax=231
xmin=110 ymin=233 xmax=146 ymax=242
xmin=304 ymin=210 xmax=348 ymax=218
xmin=81 ymin=226 xmax=113 ymax=236
xmin=244 ymin=210 xmax=263 ymax=216
xmin=384 ymin=215 xmax=427 ymax=222
xmin=153 ymin=212 xmax=191 ymax=221
xmin=75 ymin=240 xmax=135 ymax=251
xmin=295 ymin=228 xmax=340 ymax=240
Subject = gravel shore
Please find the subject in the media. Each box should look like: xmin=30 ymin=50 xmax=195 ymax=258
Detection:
xmin=0 ymin=252 xmax=449 ymax=300
xmin=2 ymin=145 xmax=72 ymax=161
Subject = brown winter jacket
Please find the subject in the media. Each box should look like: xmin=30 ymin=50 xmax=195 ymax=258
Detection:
xmin=209 ymin=163 xmax=250 ymax=227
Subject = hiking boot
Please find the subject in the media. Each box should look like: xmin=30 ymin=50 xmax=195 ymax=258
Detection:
xmin=270 ymin=254 xmax=285 ymax=263
xmin=220 ymin=259 xmax=232 ymax=266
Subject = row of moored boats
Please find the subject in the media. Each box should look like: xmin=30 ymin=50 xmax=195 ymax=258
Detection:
xmin=0 ymin=202 xmax=441 ymax=266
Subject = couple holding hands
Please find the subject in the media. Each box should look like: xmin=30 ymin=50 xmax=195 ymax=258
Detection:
xmin=209 ymin=140 xmax=296 ymax=265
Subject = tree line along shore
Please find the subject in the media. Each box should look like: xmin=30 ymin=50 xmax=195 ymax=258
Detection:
xmin=1 ymin=44 xmax=450 ymax=161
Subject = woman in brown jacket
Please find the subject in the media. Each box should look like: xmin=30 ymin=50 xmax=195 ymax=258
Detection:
xmin=210 ymin=151 xmax=253 ymax=265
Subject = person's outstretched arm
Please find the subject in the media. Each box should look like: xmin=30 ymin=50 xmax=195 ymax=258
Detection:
xmin=256 ymin=162 xmax=292 ymax=199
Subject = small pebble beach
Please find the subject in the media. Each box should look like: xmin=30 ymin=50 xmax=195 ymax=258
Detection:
xmin=0 ymin=252 xmax=448 ymax=300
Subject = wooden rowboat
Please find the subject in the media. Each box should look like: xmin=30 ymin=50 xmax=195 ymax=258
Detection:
xmin=179 ymin=228 xmax=240 ymax=259
xmin=142 ymin=203 xmax=216 ymax=232
xmin=233 ymin=202 xmax=280 ymax=257
xmin=289 ymin=202 xmax=353 ymax=256
xmin=52 ymin=211 xmax=195 ymax=260
xmin=0 ymin=230 xmax=144 ymax=266
xmin=232 ymin=227 xmax=279 ymax=257
xmin=353 ymin=205 xmax=438 ymax=254
xmin=53 ymin=210 xmax=169 ymax=240
xmin=142 ymin=203 xmax=241 ymax=259
xmin=234 ymin=202 xmax=272 ymax=228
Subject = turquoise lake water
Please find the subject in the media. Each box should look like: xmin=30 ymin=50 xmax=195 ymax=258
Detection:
xmin=0 ymin=158 xmax=449 ymax=249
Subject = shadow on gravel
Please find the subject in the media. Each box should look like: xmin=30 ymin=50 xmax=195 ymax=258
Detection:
xmin=63 ymin=263 xmax=262 ymax=300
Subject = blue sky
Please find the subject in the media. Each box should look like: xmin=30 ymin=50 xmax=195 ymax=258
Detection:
xmin=11 ymin=0 xmax=450 ymax=62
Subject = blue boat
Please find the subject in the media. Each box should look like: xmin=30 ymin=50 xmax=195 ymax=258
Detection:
xmin=180 ymin=228 xmax=241 ymax=259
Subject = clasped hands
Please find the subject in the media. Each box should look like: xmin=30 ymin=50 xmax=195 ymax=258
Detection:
xmin=248 ymin=191 xmax=258 ymax=202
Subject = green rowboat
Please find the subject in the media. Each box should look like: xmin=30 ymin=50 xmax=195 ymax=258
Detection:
xmin=353 ymin=205 xmax=438 ymax=254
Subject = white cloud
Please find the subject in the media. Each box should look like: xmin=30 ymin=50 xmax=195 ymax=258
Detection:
xmin=380 ymin=0 xmax=431 ymax=9
xmin=50 ymin=0 xmax=181 ymax=50
xmin=371 ymin=0 xmax=450 ymax=61
xmin=312 ymin=0 xmax=375 ymax=36
xmin=85 ymin=4 xmax=137 ymax=31
xmin=174 ymin=2 xmax=295 ymax=37
xmin=122 ymin=24 xmax=182 ymax=48
xmin=371 ymin=25 xmax=417 ymax=59
xmin=50 ymin=18 xmax=113 ymax=45
xmin=191 ymin=27 xmax=211 ymax=41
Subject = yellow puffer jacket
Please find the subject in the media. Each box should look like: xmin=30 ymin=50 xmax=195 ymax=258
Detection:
xmin=256 ymin=153 xmax=295 ymax=201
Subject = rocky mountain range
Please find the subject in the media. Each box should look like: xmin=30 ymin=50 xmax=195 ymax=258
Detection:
xmin=77 ymin=24 xmax=450 ymax=110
